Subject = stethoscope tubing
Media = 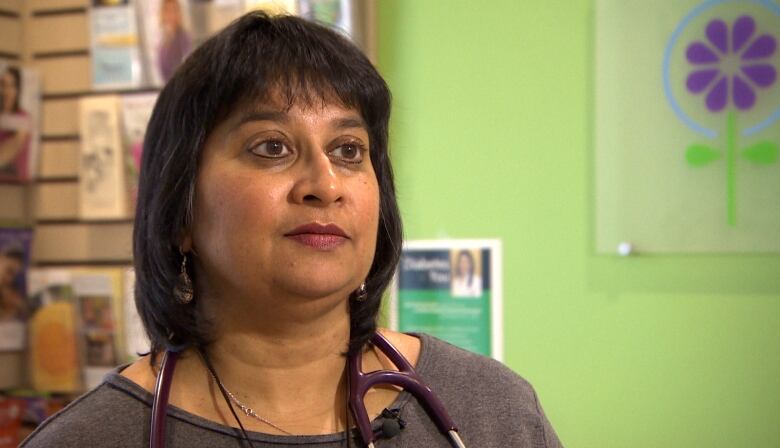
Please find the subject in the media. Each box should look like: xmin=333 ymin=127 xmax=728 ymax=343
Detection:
xmin=150 ymin=350 xmax=179 ymax=448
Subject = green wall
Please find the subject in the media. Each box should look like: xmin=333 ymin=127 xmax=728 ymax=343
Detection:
xmin=376 ymin=1 xmax=780 ymax=446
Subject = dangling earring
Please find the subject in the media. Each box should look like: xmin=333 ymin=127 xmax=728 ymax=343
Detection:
xmin=173 ymin=248 xmax=194 ymax=304
xmin=354 ymin=282 xmax=368 ymax=302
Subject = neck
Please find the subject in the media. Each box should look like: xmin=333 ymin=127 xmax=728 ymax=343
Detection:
xmin=181 ymin=287 xmax=354 ymax=435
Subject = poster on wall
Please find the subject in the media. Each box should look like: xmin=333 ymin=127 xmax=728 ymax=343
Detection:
xmin=390 ymin=240 xmax=503 ymax=360
xmin=90 ymin=0 xmax=144 ymax=90
xmin=595 ymin=0 xmax=780 ymax=253
xmin=0 ymin=64 xmax=40 ymax=183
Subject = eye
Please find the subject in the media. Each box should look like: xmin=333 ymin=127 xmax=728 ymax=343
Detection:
xmin=249 ymin=139 xmax=291 ymax=159
xmin=330 ymin=142 xmax=365 ymax=164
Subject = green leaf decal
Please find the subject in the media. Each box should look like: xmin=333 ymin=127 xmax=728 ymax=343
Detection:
xmin=742 ymin=141 xmax=778 ymax=165
xmin=685 ymin=144 xmax=721 ymax=166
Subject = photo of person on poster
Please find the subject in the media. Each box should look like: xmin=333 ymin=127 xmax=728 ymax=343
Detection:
xmin=0 ymin=66 xmax=31 ymax=182
xmin=0 ymin=245 xmax=27 ymax=321
xmin=158 ymin=0 xmax=192 ymax=82
xmin=450 ymin=249 xmax=482 ymax=298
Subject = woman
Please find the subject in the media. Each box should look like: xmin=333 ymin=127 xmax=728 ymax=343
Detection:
xmin=451 ymin=250 xmax=482 ymax=298
xmin=21 ymin=12 xmax=561 ymax=448
xmin=0 ymin=66 xmax=31 ymax=181
xmin=157 ymin=0 xmax=191 ymax=82
xmin=0 ymin=246 xmax=26 ymax=320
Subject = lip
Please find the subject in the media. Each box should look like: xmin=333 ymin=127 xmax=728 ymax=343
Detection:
xmin=285 ymin=223 xmax=349 ymax=238
xmin=284 ymin=223 xmax=349 ymax=250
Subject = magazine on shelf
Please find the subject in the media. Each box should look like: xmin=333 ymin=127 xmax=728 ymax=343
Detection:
xmin=123 ymin=268 xmax=149 ymax=361
xmin=186 ymin=0 xmax=297 ymax=46
xmin=15 ymin=393 xmax=69 ymax=443
xmin=28 ymin=267 xmax=127 ymax=392
xmin=137 ymin=0 xmax=194 ymax=87
xmin=0 ymin=398 xmax=23 ymax=448
xmin=72 ymin=272 xmax=120 ymax=390
xmin=246 ymin=0 xmax=297 ymax=14
xmin=297 ymin=0 xmax=352 ymax=37
xmin=120 ymin=92 xmax=158 ymax=211
xmin=78 ymin=95 xmax=128 ymax=219
xmin=27 ymin=269 xmax=81 ymax=392
xmin=0 ymin=227 xmax=32 ymax=351
xmin=90 ymin=0 xmax=144 ymax=90
xmin=189 ymin=0 xmax=243 ymax=46
xmin=0 ymin=63 xmax=40 ymax=183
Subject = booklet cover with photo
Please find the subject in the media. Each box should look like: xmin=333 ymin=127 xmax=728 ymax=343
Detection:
xmin=0 ymin=227 xmax=32 ymax=352
xmin=246 ymin=0 xmax=297 ymax=15
xmin=0 ymin=64 xmax=40 ymax=183
xmin=297 ymin=0 xmax=351 ymax=37
xmin=137 ymin=0 xmax=194 ymax=87
xmin=73 ymin=273 xmax=119 ymax=390
xmin=79 ymin=95 xmax=128 ymax=219
xmin=188 ymin=0 xmax=243 ymax=47
xmin=26 ymin=269 xmax=80 ymax=392
xmin=122 ymin=268 xmax=149 ymax=362
xmin=90 ymin=0 xmax=144 ymax=90
xmin=0 ymin=228 xmax=32 ymax=324
xmin=27 ymin=267 xmax=127 ymax=392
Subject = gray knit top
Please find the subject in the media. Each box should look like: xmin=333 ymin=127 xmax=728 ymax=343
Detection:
xmin=21 ymin=333 xmax=562 ymax=447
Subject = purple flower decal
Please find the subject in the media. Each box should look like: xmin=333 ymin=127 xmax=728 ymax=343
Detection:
xmin=686 ymin=15 xmax=777 ymax=112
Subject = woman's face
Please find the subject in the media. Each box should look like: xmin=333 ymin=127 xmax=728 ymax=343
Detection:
xmin=457 ymin=253 xmax=473 ymax=277
xmin=187 ymin=95 xmax=380 ymax=304
xmin=0 ymin=255 xmax=22 ymax=286
xmin=1 ymin=71 xmax=18 ymax=113
xmin=161 ymin=0 xmax=182 ymax=29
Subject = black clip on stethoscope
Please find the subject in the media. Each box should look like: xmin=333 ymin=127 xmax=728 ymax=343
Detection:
xmin=149 ymin=332 xmax=466 ymax=448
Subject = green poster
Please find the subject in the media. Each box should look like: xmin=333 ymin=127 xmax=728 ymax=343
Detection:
xmin=391 ymin=240 xmax=502 ymax=360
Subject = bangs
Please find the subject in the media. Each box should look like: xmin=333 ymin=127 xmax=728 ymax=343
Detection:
xmin=204 ymin=15 xmax=388 ymax=128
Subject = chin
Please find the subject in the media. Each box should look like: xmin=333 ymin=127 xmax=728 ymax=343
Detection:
xmin=277 ymin=272 xmax=356 ymax=300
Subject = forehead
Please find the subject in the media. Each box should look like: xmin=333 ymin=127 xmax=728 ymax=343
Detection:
xmin=227 ymin=93 xmax=367 ymax=130
xmin=0 ymin=254 xmax=21 ymax=265
xmin=234 ymin=79 xmax=363 ymax=116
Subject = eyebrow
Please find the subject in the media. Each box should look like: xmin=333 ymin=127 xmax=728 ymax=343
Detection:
xmin=331 ymin=116 xmax=367 ymax=130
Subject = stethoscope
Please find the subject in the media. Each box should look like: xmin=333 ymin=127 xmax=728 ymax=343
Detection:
xmin=149 ymin=332 xmax=467 ymax=448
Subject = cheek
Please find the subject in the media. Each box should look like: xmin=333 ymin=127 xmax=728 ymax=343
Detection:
xmin=354 ymin=176 xmax=381 ymax=259
xmin=192 ymin=170 xmax=285 ymax=258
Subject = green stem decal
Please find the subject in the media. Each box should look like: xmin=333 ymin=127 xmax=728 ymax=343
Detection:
xmin=726 ymin=111 xmax=736 ymax=227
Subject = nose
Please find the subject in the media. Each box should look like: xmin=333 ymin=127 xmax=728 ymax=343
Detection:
xmin=290 ymin=150 xmax=344 ymax=206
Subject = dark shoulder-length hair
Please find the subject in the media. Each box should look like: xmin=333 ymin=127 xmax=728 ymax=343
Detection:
xmin=1 ymin=67 xmax=22 ymax=112
xmin=133 ymin=12 xmax=402 ymax=357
